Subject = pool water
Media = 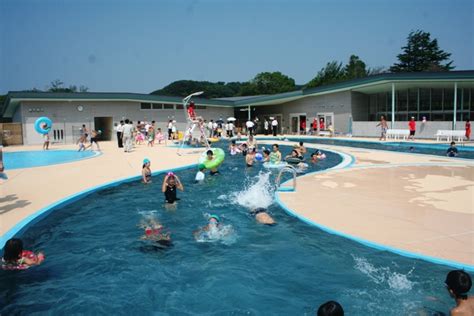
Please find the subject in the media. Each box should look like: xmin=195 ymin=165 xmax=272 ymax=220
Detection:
xmin=285 ymin=137 xmax=474 ymax=159
xmin=2 ymin=150 xmax=99 ymax=170
xmin=0 ymin=144 xmax=453 ymax=315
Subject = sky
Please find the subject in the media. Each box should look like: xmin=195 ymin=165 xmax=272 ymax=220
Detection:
xmin=0 ymin=0 xmax=473 ymax=94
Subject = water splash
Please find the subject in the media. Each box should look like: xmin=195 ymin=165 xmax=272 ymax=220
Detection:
xmin=353 ymin=256 xmax=415 ymax=291
xmin=231 ymin=171 xmax=274 ymax=210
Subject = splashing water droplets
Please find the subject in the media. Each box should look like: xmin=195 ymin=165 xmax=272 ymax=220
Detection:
xmin=232 ymin=171 xmax=275 ymax=210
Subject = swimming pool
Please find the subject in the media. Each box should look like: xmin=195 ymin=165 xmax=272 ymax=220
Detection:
xmin=282 ymin=137 xmax=474 ymax=159
xmin=0 ymin=144 xmax=452 ymax=314
xmin=2 ymin=150 xmax=99 ymax=170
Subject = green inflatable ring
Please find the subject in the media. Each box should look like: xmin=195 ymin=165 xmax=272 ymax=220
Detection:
xmin=198 ymin=148 xmax=225 ymax=170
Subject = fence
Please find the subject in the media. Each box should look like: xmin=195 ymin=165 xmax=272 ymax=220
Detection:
xmin=0 ymin=123 xmax=23 ymax=146
xmin=352 ymin=121 xmax=467 ymax=139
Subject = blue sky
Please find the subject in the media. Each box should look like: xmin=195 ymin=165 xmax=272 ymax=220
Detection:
xmin=0 ymin=0 xmax=472 ymax=94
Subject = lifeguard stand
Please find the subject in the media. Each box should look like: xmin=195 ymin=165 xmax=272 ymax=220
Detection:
xmin=177 ymin=91 xmax=211 ymax=156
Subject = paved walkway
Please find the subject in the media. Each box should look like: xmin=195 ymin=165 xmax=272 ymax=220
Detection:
xmin=272 ymin=140 xmax=474 ymax=268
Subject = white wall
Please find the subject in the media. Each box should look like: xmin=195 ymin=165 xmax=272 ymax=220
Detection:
xmin=18 ymin=101 xmax=234 ymax=145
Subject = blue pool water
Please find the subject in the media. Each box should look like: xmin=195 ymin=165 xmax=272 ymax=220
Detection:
xmin=284 ymin=137 xmax=474 ymax=159
xmin=0 ymin=144 xmax=453 ymax=315
xmin=2 ymin=150 xmax=99 ymax=170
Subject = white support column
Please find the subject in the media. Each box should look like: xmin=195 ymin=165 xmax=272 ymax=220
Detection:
xmin=453 ymin=82 xmax=458 ymax=130
xmin=391 ymin=83 xmax=395 ymax=127
xmin=248 ymin=105 xmax=251 ymax=121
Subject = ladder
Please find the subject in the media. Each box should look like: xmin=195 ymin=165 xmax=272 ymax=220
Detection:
xmin=275 ymin=165 xmax=297 ymax=192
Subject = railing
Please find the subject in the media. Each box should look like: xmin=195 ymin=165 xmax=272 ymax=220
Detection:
xmin=275 ymin=165 xmax=297 ymax=192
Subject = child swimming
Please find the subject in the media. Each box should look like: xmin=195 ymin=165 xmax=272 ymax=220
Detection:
xmin=229 ymin=140 xmax=241 ymax=155
xmin=2 ymin=238 xmax=45 ymax=270
xmin=445 ymin=270 xmax=474 ymax=316
xmin=250 ymin=208 xmax=276 ymax=225
xmin=246 ymin=148 xmax=256 ymax=167
xmin=139 ymin=217 xmax=172 ymax=247
xmin=193 ymin=214 xmax=235 ymax=244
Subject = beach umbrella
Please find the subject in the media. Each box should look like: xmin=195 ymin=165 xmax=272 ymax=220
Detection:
xmin=227 ymin=117 xmax=237 ymax=121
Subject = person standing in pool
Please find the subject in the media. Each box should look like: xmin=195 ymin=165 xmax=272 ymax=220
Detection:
xmin=295 ymin=141 xmax=307 ymax=156
xmin=408 ymin=117 xmax=416 ymax=141
xmin=203 ymin=150 xmax=220 ymax=175
xmin=162 ymin=172 xmax=183 ymax=204
xmin=142 ymin=158 xmax=152 ymax=184
xmin=446 ymin=141 xmax=459 ymax=157
xmin=445 ymin=270 xmax=474 ymax=316
xmin=246 ymin=134 xmax=258 ymax=151
xmin=246 ymin=148 xmax=256 ymax=167
xmin=269 ymin=144 xmax=282 ymax=163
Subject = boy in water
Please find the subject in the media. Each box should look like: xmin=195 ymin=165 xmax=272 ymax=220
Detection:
xmin=445 ymin=270 xmax=474 ymax=316
xmin=447 ymin=141 xmax=459 ymax=157
xmin=246 ymin=148 xmax=256 ymax=167
xmin=262 ymin=149 xmax=271 ymax=162
xmin=204 ymin=150 xmax=220 ymax=175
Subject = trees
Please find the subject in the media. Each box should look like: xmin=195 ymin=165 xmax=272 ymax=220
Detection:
xmin=47 ymin=80 xmax=89 ymax=93
xmin=390 ymin=30 xmax=454 ymax=72
xmin=345 ymin=55 xmax=367 ymax=80
xmin=306 ymin=61 xmax=346 ymax=88
xmin=151 ymin=80 xmax=236 ymax=98
xmin=248 ymin=72 xmax=296 ymax=95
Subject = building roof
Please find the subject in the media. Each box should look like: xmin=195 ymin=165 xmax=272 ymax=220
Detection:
xmin=2 ymin=71 xmax=474 ymax=118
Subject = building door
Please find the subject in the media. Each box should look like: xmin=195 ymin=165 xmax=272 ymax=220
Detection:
xmin=94 ymin=117 xmax=113 ymax=141
xmin=317 ymin=112 xmax=334 ymax=131
xmin=290 ymin=113 xmax=307 ymax=135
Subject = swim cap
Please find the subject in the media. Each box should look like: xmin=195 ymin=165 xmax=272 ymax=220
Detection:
xmin=198 ymin=163 xmax=206 ymax=170
xmin=209 ymin=215 xmax=220 ymax=222
xmin=143 ymin=158 xmax=150 ymax=164
xmin=167 ymin=172 xmax=175 ymax=177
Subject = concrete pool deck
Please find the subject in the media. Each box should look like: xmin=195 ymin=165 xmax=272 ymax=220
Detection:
xmin=1 ymin=136 xmax=473 ymax=269
xmin=270 ymin=140 xmax=474 ymax=269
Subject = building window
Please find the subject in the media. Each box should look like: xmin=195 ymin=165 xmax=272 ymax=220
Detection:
xmin=419 ymin=88 xmax=430 ymax=111
xmin=408 ymin=89 xmax=418 ymax=112
xmin=141 ymin=103 xmax=151 ymax=110
xmin=163 ymin=104 xmax=174 ymax=109
xmin=196 ymin=105 xmax=207 ymax=110
xmin=397 ymin=90 xmax=407 ymax=112
xmin=444 ymin=88 xmax=454 ymax=111
xmin=152 ymin=103 xmax=162 ymax=110
xmin=431 ymin=89 xmax=442 ymax=111
xmin=176 ymin=104 xmax=184 ymax=110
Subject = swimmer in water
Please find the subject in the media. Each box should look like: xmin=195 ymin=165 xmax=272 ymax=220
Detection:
xmin=250 ymin=208 xmax=276 ymax=225
xmin=445 ymin=270 xmax=474 ymax=316
xmin=317 ymin=301 xmax=344 ymax=316
xmin=139 ymin=217 xmax=172 ymax=247
xmin=142 ymin=158 xmax=152 ymax=184
xmin=204 ymin=150 xmax=220 ymax=175
xmin=294 ymin=141 xmax=307 ymax=156
xmin=193 ymin=215 xmax=222 ymax=239
xmin=229 ymin=140 xmax=241 ymax=155
xmin=246 ymin=148 xmax=256 ymax=167
xmin=262 ymin=149 xmax=271 ymax=162
xmin=162 ymin=172 xmax=184 ymax=204
xmin=2 ymin=238 xmax=45 ymax=270
xmin=239 ymin=143 xmax=248 ymax=156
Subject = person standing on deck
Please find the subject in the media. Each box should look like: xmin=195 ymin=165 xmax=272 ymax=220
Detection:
xmin=408 ymin=117 xmax=416 ymax=141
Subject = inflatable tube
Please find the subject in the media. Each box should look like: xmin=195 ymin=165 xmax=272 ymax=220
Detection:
xmin=285 ymin=157 xmax=305 ymax=164
xmin=198 ymin=148 xmax=225 ymax=170
xmin=34 ymin=117 xmax=52 ymax=135
xmin=263 ymin=162 xmax=288 ymax=169
xmin=208 ymin=138 xmax=220 ymax=143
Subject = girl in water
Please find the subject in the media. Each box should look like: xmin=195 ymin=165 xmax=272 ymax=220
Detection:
xmin=142 ymin=158 xmax=152 ymax=184
xmin=229 ymin=140 xmax=241 ymax=155
xmin=162 ymin=172 xmax=184 ymax=204
xmin=269 ymin=144 xmax=282 ymax=163
xmin=139 ymin=217 xmax=171 ymax=247
xmin=2 ymin=238 xmax=45 ymax=270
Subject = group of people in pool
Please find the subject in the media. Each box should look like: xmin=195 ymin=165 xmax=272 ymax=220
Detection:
xmin=228 ymin=139 xmax=327 ymax=170
xmin=2 ymin=236 xmax=473 ymax=315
